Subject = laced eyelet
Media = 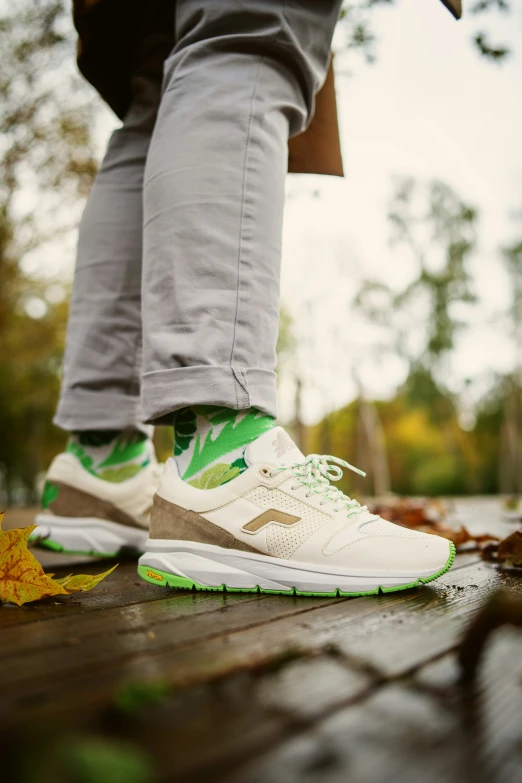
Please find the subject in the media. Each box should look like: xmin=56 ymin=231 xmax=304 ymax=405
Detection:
xmin=259 ymin=467 xmax=271 ymax=478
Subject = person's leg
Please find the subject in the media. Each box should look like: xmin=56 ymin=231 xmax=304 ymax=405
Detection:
xmin=34 ymin=76 xmax=163 ymax=555
xmin=142 ymin=0 xmax=342 ymax=487
xmin=54 ymin=76 xmax=161 ymax=479
xmin=137 ymin=1 xmax=454 ymax=593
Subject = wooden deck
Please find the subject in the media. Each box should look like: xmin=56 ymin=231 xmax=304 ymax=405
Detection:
xmin=2 ymin=499 xmax=522 ymax=783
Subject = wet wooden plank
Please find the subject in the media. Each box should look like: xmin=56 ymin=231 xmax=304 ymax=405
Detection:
xmin=226 ymin=629 xmax=522 ymax=783
xmin=4 ymin=558 xmax=508 ymax=725
xmin=1 ymin=549 xmax=485 ymax=666
xmin=10 ymin=616 xmax=521 ymax=782
xmin=4 ymin=655 xmax=376 ymax=781
xmin=329 ymin=563 xmax=522 ymax=677
xmin=255 ymin=656 xmax=374 ymax=722
xmin=105 ymin=659 xmax=375 ymax=782
xmin=2 ymin=592 xmax=346 ymax=714
xmin=0 ymin=545 xmax=480 ymax=632
xmin=131 ymin=561 xmax=512 ymax=689
xmin=0 ymin=561 xmax=168 ymax=628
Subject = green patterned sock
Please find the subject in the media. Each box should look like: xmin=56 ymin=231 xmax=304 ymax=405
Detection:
xmin=173 ymin=406 xmax=275 ymax=489
xmin=66 ymin=429 xmax=153 ymax=482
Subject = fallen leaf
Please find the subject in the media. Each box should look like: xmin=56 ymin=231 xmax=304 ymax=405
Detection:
xmin=0 ymin=512 xmax=118 ymax=606
xmin=371 ymin=499 xmax=499 ymax=549
xmin=481 ymin=529 xmax=522 ymax=568
xmin=0 ymin=512 xmax=68 ymax=605
xmin=54 ymin=565 xmax=118 ymax=593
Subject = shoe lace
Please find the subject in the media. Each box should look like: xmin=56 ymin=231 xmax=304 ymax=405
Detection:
xmin=271 ymin=454 xmax=368 ymax=516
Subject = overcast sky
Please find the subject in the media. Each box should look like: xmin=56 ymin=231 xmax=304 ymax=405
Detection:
xmin=279 ymin=0 xmax=522 ymax=422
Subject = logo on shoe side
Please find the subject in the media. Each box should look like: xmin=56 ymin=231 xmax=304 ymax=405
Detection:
xmin=146 ymin=570 xmax=164 ymax=581
xmin=242 ymin=509 xmax=301 ymax=533
xmin=272 ymin=431 xmax=295 ymax=458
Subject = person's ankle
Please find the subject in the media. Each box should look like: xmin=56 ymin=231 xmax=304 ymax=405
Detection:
xmin=173 ymin=406 xmax=275 ymax=489
xmin=66 ymin=429 xmax=153 ymax=482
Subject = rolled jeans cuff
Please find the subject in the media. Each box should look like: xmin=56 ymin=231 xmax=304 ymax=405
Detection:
xmin=54 ymin=390 xmax=153 ymax=437
xmin=141 ymin=365 xmax=278 ymax=424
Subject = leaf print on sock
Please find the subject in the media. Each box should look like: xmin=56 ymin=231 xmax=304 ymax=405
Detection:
xmin=173 ymin=408 xmax=197 ymax=456
xmin=97 ymin=464 xmax=143 ymax=482
xmin=97 ymin=434 xmax=149 ymax=469
xmin=230 ymin=456 xmax=248 ymax=475
xmin=41 ymin=481 xmax=59 ymax=509
xmin=183 ymin=411 xmax=274 ymax=480
xmin=188 ymin=464 xmax=240 ymax=490
xmin=66 ymin=441 xmax=95 ymax=474
xmin=76 ymin=430 xmax=120 ymax=448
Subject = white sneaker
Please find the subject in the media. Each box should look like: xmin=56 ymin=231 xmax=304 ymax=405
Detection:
xmin=138 ymin=427 xmax=455 ymax=596
xmin=31 ymin=452 xmax=160 ymax=557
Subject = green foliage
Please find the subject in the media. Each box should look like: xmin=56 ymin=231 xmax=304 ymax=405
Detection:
xmin=0 ymin=1 xmax=97 ymax=504
xmin=337 ymin=0 xmax=517 ymax=67
xmin=113 ymin=678 xmax=170 ymax=716
xmin=471 ymin=0 xmax=513 ymax=62
xmin=309 ymin=367 xmax=507 ymax=497
xmin=356 ymin=178 xmax=477 ymax=374
xmin=338 ymin=1 xmax=397 ymax=67
xmin=173 ymin=408 xmax=197 ymax=455
xmin=64 ymin=737 xmax=153 ymax=783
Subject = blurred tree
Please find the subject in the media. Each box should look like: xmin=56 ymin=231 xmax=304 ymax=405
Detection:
xmin=337 ymin=1 xmax=396 ymax=67
xmin=497 ymin=233 xmax=522 ymax=493
xmin=356 ymin=178 xmax=477 ymax=377
xmin=337 ymin=0 xmax=520 ymax=66
xmin=0 ymin=0 xmax=97 ymax=503
xmin=320 ymin=180 xmax=480 ymax=497
xmin=470 ymin=0 xmax=515 ymax=61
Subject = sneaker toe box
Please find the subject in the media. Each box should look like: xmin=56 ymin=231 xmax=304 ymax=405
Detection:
xmin=323 ymin=520 xmax=452 ymax=575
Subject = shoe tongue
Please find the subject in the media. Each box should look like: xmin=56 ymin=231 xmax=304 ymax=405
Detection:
xmin=245 ymin=426 xmax=305 ymax=467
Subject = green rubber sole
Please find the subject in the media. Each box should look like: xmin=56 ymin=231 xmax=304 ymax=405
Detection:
xmin=29 ymin=535 xmax=120 ymax=559
xmin=137 ymin=541 xmax=456 ymax=597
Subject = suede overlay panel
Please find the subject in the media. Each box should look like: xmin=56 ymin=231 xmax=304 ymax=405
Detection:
xmin=48 ymin=481 xmax=144 ymax=529
xmin=150 ymin=494 xmax=262 ymax=553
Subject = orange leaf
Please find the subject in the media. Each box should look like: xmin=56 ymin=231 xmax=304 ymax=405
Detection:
xmin=0 ymin=512 xmax=68 ymax=606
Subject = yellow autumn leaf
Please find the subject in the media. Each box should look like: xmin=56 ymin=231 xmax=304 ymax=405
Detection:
xmin=0 ymin=511 xmax=68 ymax=606
xmin=0 ymin=512 xmax=118 ymax=606
xmin=54 ymin=565 xmax=118 ymax=592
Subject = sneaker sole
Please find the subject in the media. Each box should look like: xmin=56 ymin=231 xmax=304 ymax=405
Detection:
xmin=30 ymin=514 xmax=148 ymax=558
xmin=137 ymin=541 xmax=456 ymax=597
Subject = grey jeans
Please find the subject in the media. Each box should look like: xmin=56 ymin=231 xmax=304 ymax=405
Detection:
xmin=55 ymin=0 xmax=342 ymax=431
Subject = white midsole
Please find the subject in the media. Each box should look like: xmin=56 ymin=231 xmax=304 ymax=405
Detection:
xmin=139 ymin=540 xmax=446 ymax=592
xmin=32 ymin=514 xmax=148 ymax=555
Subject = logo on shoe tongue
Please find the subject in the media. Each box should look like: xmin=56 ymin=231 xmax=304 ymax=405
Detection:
xmin=272 ymin=431 xmax=295 ymax=459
